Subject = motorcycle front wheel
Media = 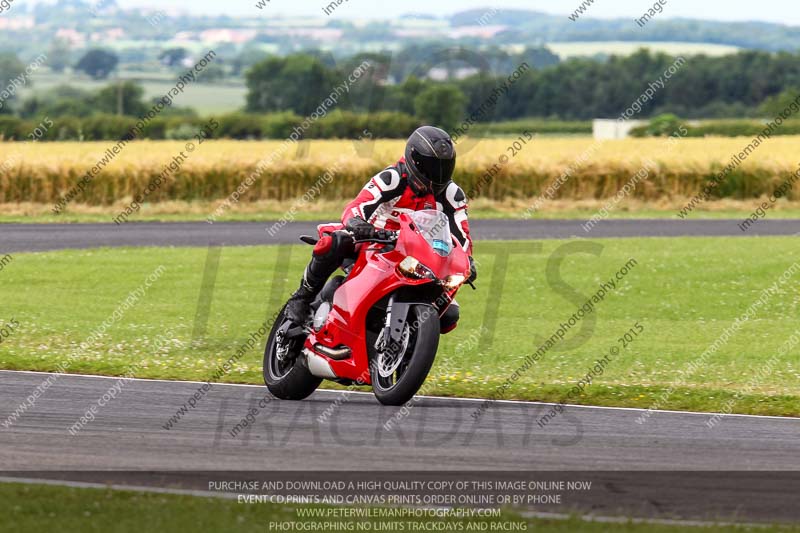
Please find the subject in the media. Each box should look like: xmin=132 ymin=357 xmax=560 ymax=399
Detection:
xmin=370 ymin=304 xmax=440 ymax=406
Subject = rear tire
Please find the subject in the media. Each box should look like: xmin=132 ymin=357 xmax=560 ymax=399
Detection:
xmin=371 ymin=304 xmax=440 ymax=406
xmin=263 ymin=305 xmax=322 ymax=401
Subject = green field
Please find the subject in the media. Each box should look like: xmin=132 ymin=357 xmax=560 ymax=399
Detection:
xmin=23 ymin=71 xmax=247 ymax=114
xmin=0 ymin=482 xmax=794 ymax=533
xmin=543 ymin=41 xmax=741 ymax=58
xmin=1 ymin=237 xmax=798 ymax=416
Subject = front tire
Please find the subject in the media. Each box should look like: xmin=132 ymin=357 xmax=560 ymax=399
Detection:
xmin=263 ymin=305 xmax=322 ymax=400
xmin=371 ymin=304 xmax=440 ymax=406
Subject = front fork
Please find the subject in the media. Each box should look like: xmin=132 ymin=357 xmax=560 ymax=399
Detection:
xmin=383 ymin=295 xmax=418 ymax=358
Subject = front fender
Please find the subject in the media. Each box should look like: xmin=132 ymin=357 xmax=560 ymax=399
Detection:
xmin=385 ymin=301 xmax=438 ymax=349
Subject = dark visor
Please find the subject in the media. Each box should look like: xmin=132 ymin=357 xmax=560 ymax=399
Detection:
xmin=411 ymin=151 xmax=456 ymax=184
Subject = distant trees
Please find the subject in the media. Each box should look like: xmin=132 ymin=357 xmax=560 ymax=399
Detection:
xmin=4 ymin=43 xmax=800 ymax=128
xmin=384 ymin=76 xmax=425 ymax=116
xmin=241 ymin=49 xmax=800 ymax=123
xmin=242 ymin=45 xmax=561 ymax=119
xmin=20 ymin=85 xmax=95 ymax=118
xmin=94 ymin=82 xmax=148 ymax=116
xmin=48 ymin=39 xmax=72 ymax=73
xmin=0 ymin=53 xmax=26 ymax=113
xmin=18 ymin=82 xmax=159 ymax=120
xmin=231 ymin=48 xmax=269 ymax=76
xmin=195 ymin=63 xmax=226 ymax=83
xmin=760 ymin=87 xmax=800 ymax=117
xmin=384 ymin=45 xmax=557 ymax=83
xmin=414 ymin=85 xmax=466 ymax=131
xmin=158 ymin=48 xmax=187 ymax=68
xmin=245 ymin=55 xmax=337 ymax=115
xmin=630 ymin=114 xmax=687 ymax=137
xmin=75 ymin=49 xmax=119 ymax=79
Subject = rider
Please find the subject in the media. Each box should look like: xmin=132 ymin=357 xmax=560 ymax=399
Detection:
xmin=285 ymin=125 xmax=477 ymax=331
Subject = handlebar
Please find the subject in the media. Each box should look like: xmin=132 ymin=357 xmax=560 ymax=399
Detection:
xmin=353 ymin=239 xmax=397 ymax=245
xmin=354 ymin=238 xmax=397 ymax=245
xmin=350 ymin=229 xmax=398 ymax=245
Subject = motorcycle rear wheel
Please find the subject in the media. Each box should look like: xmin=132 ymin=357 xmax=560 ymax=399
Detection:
xmin=263 ymin=305 xmax=322 ymax=401
xmin=370 ymin=304 xmax=440 ymax=406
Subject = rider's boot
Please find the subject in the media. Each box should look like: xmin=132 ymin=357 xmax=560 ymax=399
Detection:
xmin=285 ymin=282 xmax=315 ymax=326
xmin=284 ymin=259 xmax=335 ymax=325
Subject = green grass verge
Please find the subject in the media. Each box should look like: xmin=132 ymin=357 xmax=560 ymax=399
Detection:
xmin=3 ymin=206 xmax=800 ymax=224
xmin=0 ymin=482 xmax=794 ymax=533
xmin=1 ymin=237 xmax=798 ymax=416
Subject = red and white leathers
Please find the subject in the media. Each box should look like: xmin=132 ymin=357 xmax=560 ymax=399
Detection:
xmin=341 ymin=158 xmax=473 ymax=255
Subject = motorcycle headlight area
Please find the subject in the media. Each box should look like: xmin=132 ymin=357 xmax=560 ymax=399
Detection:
xmin=442 ymin=274 xmax=465 ymax=290
xmin=398 ymin=256 xmax=436 ymax=280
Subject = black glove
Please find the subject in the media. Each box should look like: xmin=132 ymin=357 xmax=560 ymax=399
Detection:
xmin=346 ymin=216 xmax=374 ymax=240
xmin=467 ymin=256 xmax=477 ymax=284
xmin=346 ymin=217 xmax=394 ymax=241
xmin=374 ymin=228 xmax=395 ymax=241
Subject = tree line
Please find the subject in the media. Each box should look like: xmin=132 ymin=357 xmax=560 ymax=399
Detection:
xmin=243 ymin=49 xmax=800 ymax=125
xmin=2 ymin=47 xmax=800 ymax=133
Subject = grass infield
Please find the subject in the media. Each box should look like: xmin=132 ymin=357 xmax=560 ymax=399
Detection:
xmin=0 ymin=237 xmax=798 ymax=416
xmin=0 ymin=482 xmax=796 ymax=533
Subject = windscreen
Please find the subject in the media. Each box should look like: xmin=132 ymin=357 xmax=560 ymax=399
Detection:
xmin=408 ymin=210 xmax=452 ymax=256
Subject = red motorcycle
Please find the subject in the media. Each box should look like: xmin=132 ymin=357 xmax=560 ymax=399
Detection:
xmin=264 ymin=210 xmax=472 ymax=406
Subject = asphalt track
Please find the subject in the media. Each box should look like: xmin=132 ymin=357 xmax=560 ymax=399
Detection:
xmin=1 ymin=218 xmax=799 ymax=253
xmin=2 ymin=221 xmax=800 ymax=523
xmin=1 ymin=370 xmax=799 ymax=523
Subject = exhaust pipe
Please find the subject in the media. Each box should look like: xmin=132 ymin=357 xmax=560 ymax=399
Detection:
xmin=313 ymin=344 xmax=352 ymax=361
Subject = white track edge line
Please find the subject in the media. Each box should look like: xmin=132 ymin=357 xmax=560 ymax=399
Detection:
xmin=1 ymin=369 xmax=798 ymax=421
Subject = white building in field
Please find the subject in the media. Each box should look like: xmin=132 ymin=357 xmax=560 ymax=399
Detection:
xmin=593 ymin=119 xmax=647 ymax=139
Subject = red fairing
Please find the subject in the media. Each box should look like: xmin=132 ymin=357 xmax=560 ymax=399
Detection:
xmin=304 ymin=213 xmax=471 ymax=384
xmin=341 ymin=159 xmax=473 ymax=255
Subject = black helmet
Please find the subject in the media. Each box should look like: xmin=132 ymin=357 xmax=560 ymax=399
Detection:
xmin=404 ymin=126 xmax=456 ymax=196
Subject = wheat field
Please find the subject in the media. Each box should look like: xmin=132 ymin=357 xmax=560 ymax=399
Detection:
xmin=0 ymin=137 xmax=798 ymax=206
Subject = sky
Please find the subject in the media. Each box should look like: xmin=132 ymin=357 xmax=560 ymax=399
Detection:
xmin=113 ymin=0 xmax=800 ymax=26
